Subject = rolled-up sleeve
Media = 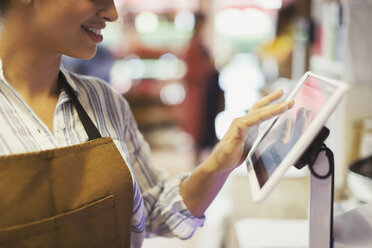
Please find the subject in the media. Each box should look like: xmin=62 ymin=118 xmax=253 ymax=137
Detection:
xmin=123 ymin=100 xmax=205 ymax=239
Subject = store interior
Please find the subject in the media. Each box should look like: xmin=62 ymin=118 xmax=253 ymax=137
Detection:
xmin=62 ymin=0 xmax=372 ymax=247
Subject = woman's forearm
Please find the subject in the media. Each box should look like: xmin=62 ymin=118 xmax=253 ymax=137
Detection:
xmin=179 ymin=156 xmax=232 ymax=218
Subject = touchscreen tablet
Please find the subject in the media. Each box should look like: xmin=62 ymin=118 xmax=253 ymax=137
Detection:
xmin=246 ymin=72 xmax=349 ymax=202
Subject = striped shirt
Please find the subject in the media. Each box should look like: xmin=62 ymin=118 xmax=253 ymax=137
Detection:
xmin=0 ymin=61 xmax=204 ymax=247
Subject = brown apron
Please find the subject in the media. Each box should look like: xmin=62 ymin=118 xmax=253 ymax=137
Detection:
xmin=0 ymin=73 xmax=133 ymax=248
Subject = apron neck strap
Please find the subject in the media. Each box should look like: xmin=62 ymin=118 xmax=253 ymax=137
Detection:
xmin=58 ymin=72 xmax=102 ymax=141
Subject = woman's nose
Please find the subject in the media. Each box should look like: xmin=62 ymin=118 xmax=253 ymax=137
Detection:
xmin=97 ymin=0 xmax=119 ymax=22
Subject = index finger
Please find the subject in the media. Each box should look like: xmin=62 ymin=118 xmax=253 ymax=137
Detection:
xmin=252 ymin=89 xmax=284 ymax=110
xmin=246 ymin=100 xmax=294 ymax=125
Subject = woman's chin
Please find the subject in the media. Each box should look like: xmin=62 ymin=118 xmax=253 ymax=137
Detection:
xmin=65 ymin=48 xmax=97 ymax=60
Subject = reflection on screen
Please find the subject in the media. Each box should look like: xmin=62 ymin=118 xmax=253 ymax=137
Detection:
xmin=251 ymin=76 xmax=336 ymax=188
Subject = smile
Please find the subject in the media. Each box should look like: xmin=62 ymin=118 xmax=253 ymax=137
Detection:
xmin=82 ymin=25 xmax=102 ymax=35
xmin=81 ymin=25 xmax=103 ymax=44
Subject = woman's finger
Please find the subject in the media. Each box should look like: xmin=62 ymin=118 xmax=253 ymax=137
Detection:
xmin=251 ymin=89 xmax=284 ymax=110
xmin=246 ymin=100 xmax=294 ymax=126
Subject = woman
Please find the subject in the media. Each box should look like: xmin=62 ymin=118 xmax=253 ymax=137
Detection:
xmin=0 ymin=0 xmax=294 ymax=247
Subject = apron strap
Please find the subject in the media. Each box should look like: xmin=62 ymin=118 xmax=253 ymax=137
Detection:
xmin=58 ymin=72 xmax=102 ymax=141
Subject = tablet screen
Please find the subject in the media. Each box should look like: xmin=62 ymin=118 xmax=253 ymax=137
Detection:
xmin=250 ymin=75 xmax=337 ymax=188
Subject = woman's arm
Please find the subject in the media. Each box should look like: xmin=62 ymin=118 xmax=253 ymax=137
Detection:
xmin=179 ymin=90 xmax=294 ymax=217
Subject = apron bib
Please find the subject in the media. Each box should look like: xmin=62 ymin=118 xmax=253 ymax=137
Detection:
xmin=0 ymin=73 xmax=133 ymax=248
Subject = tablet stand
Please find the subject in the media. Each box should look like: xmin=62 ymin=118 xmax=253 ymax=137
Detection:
xmin=295 ymin=126 xmax=334 ymax=248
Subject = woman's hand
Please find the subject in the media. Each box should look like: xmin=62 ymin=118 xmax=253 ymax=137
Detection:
xmin=209 ymin=89 xmax=294 ymax=174
xmin=180 ymin=89 xmax=294 ymax=217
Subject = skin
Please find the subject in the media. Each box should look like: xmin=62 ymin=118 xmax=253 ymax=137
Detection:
xmin=0 ymin=0 xmax=117 ymax=131
xmin=0 ymin=0 xmax=294 ymax=218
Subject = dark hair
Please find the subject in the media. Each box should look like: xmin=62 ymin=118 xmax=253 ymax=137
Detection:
xmin=0 ymin=0 xmax=10 ymax=17
xmin=194 ymin=11 xmax=206 ymax=24
xmin=193 ymin=11 xmax=206 ymax=34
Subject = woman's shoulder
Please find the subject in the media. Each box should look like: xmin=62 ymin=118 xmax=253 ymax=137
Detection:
xmin=65 ymin=70 xmax=128 ymax=104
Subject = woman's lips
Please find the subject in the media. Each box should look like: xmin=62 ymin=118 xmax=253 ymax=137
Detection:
xmin=81 ymin=25 xmax=103 ymax=44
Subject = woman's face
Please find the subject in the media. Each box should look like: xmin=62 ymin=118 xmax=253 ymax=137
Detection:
xmin=28 ymin=0 xmax=118 ymax=59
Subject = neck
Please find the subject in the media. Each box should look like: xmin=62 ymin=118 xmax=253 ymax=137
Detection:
xmin=0 ymin=20 xmax=61 ymax=99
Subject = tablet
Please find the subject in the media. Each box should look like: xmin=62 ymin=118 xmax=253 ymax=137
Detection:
xmin=246 ymin=72 xmax=349 ymax=203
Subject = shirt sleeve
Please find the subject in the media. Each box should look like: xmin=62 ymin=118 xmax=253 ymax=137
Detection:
xmin=122 ymin=99 xmax=205 ymax=239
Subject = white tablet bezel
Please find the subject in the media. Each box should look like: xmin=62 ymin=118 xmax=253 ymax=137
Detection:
xmin=246 ymin=71 xmax=349 ymax=203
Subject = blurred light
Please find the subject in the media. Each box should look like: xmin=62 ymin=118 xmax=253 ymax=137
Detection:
xmin=215 ymin=9 xmax=240 ymax=37
xmin=215 ymin=110 xmax=245 ymax=140
xmin=219 ymin=53 xmax=264 ymax=93
xmin=178 ymin=61 xmax=187 ymax=79
xmin=242 ymin=8 xmax=272 ymax=36
xmin=110 ymin=60 xmax=133 ymax=94
xmin=160 ymin=53 xmax=178 ymax=60
xmin=124 ymin=0 xmax=199 ymax=13
xmin=125 ymin=56 xmax=146 ymax=79
xmin=216 ymin=53 xmax=265 ymax=140
xmin=262 ymin=0 xmax=282 ymax=9
xmin=154 ymin=53 xmax=186 ymax=80
xmin=101 ymin=20 xmax=122 ymax=48
xmin=216 ymin=0 xmax=282 ymax=10
xmin=135 ymin=11 xmax=159 ymax=33
xmin=160 ymin=82 xmax=186 ymax=105
xmin=215 ymin=8 xmax=272 ymax=39
xmin=174 ymin=11 xmax=195 ymax=32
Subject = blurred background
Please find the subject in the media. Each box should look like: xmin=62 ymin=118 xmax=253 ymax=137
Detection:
xmin=62 ymin=0 xmax=372 ymax=247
